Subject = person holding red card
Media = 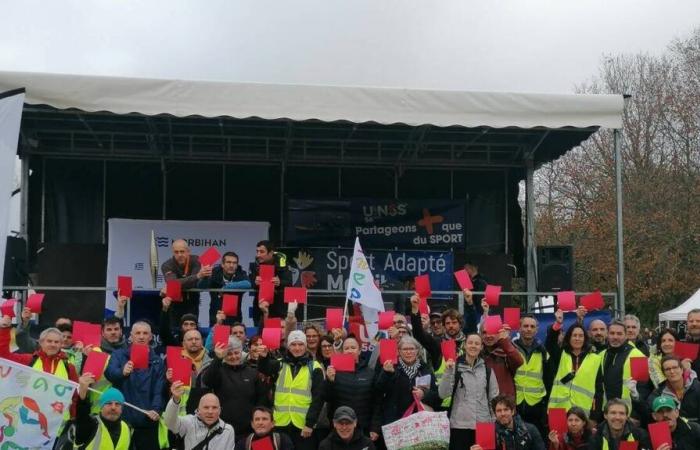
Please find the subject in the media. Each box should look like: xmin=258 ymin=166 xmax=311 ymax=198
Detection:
xmin=250 ymin=240 xmax=293 ymax=325
xmin=438 ymin=332 xmax=499 ymax=449
xmin=479 ymin=301 xmax=524 ymax=398
xmin=257 ymin=329 xmax=325 ymax=450
xmin=236 ymin=407 xmax=295 ymax=450
xmin=483 ymin=394 xmax=545 ymax=450
xmin=74 ymin=377 xmax=133 ymax=450
xmin=325 ymin=336 xmax=381 ymax=441
xmin=319 ymin=406 xmax=376 ymax=450
xmin=161 ymin=239 xmax=211 ymax=329
xmin=545 ymin=406 xmax=594 ymax=450
xmin=591 ymin=399 xmax=651 ymax=450
xmin=648 ymin=328 xmax=683 ymax=388
xmin=649 ymin=395 xmax=700 ymax=449
xmin=199 ymin=251 xmax=252 ymax=326
xmin=647 ymin=355 xmax=700 ymax=424
xmin=105 ymin=321 xmax=167 ymax=450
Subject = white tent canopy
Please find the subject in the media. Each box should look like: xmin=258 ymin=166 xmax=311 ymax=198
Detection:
xmin=659 ymin=288 xmax=700 ymax=322
xmin=0 ymin=71 xmax=623 ymax=129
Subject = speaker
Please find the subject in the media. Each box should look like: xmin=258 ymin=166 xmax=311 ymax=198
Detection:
xmin=3 ymin=236 xmax=28 ymax=287
xmin=537 ymin=245 xmax=574 ymax=291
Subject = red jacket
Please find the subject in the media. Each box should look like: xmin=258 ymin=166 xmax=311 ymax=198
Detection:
xmin=483 ymin=337 xmax=524 ymax=397
xmin=0 ymin=327 xmax=79 ymax=418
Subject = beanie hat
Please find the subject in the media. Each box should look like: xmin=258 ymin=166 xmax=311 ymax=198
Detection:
xmin=287 ymin=330 xmax=307 ymax=346
xmin=99 ymin=388 xmax=125 ymax=408
xmin=180 ymin=314 xmax=198 ymax=325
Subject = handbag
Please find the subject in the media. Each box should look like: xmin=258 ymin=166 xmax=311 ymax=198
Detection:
xmin=381 ymin=394 xmax=450 ymax=450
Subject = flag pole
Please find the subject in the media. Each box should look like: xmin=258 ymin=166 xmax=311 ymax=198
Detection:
xmin=87 ymin=386 xmax=150 ymax=415
xmin=342 ymin=296 xmax=350 ymax=327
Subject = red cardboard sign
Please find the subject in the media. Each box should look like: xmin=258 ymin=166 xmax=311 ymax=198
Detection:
xmin=117 ymin=276 xmax=133 ymax=298
xmin=251 ymin=436 xmax=274 ymax=450
xmin=213 ymin=325 xmax=231 ymax=348
xmin=548 ymin=408 xmax=568 ymax=436
xmin=222 ymin=294 xmax=239 ymax=317
xmin=415 ymin=274 xmax=431 ymax=299
xmin=441 ymin=339 xmax=457 ymax=361
xmin=263 ymin=318 xmax=282 ymax=329
xmin=418 ymin=296 xmax=429 ymax=315
xmin=330 ymin=354 xmax=356 ymax=372
xmin=130 ymin=343 xmax=149 ymax=369
xmin=171 ymin=357 xmax=192 ymax=386
xmin=648 ymin=421 xmax=672 ymax=449
xmin=198 ymin=247 xmax=221 ymax=267
xmin=557 ymin=291 xmax=577 ymax=312
xmin=166 ymin=346 xmax=183 ymax=370
xmin=166 ymin=280 xmax=182 ymax=302
xmin=1 ymin=300 xmax=16 ymax=318
xmin=580 ymin=290 xmax=605 ymax=310
xmin=27 ymin=293 xmax=45 ymax=314
xmin=453 ymin=269 xmax=473 ymax=290
xmin=378 ymin=311 xmax=395 ymax=330
xmin=259 ymin=264 xmax=275 ymax=282
xmin=674 ymin=342 xmax=700 ymax=361
xmin=82 ymin=350 xmax=109 ymax=381
xmin=483 ymin=315 xmax=503 ymax=335
xmin=475 ymin=422 xmax=496 ymax=450
xmin=379 ymin=339 xmax=398 ymax=365
xmin=258 ymin=282 xmax=274 ymax=303
xmin=262 ymin=327 xmax=281 ymax=350
xmin=618 ymin=442 xmax=638 ymax=450
xmin=630 ymin=357 xmax=650 ymax=382
xmin=73 ymin=321 xmax=102 ymax=347
xmin=284 ymin=287 xmax=307 ymax=304
xmin=503 ymin=308 xmax=521 ymax=329
xmin=326 ymin=308 xmax=344 ymax=330
xmin=484 ymin=285 xmax=502 ymax=306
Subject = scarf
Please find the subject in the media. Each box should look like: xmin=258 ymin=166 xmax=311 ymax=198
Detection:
xmin=399 ymin=358 xmax=421 ymax=381
xmin=184 ymin=348 xmax=207 ymax=370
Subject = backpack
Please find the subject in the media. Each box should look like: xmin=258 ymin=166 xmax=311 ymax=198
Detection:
xmin=447 ymin=359 xmax=492 ymax=418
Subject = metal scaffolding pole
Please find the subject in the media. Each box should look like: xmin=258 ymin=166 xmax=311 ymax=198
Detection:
xmin=525 ymin=158 xmax=537 ymax=309
xmin=614 ymin=129 xmax=625 ymax=317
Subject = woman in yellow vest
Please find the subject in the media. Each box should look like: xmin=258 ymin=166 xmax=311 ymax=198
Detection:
xmin=649 ymin=328 xmax=688 ymax=388
xmin=74 ymin=374 xmax=131 ymax=450
xmin=546 ymin=309 xmax=603 ymax=420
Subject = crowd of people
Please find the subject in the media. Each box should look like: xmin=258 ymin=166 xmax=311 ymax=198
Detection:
xmin=1 ymin=239 xmax=699 ymax=450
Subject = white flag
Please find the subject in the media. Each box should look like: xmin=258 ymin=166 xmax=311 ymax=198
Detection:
xmin=346 ymin=237 xmax=385 ymax=312
xmin=0 ymin=357 xmax=78 ymax=449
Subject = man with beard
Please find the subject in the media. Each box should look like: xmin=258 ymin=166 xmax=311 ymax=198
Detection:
xmin=200 ymin=251 xmax=251 ymax=326
xmin=74 ymin=381 xmax=132 ymax=450
xmin=470 ymin=395 xmax=544 ymax=450
xmin=685 ymin=309 xmax=700 ymax=374
xmin=650 ymin=395 xmax=700 ymax=449
xmin=588 ymin=319 xmax=608 ymax=353
xmin=512 ymin=314 xmax=548 ymax=438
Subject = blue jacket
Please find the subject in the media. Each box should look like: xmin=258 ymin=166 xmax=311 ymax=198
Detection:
xmin=105 ymin=344 xmax=165 ymax=427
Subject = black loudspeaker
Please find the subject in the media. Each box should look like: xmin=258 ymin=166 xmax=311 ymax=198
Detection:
xmin=3 ymin=236 xmax=28 ymax=287
xmin=537 ymin=245 xmax=574 ymax=291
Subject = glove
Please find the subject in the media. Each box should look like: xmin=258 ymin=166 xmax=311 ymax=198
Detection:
xmin=625 ymin=379 xmax=639 ymax=400
xmin=287 ymin=301 xmax=298 ymax=316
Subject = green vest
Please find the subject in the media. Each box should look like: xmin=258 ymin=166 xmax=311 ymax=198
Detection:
xmin=79 ymin=418 xmax=131 ymax=450
xmin=514 ymin=350 xmax=546 ymax=406
xmin=600 ymin=346 xmax=645 ymax=410
xmin=548 ymin=351 xmax=601 ymax=412
xmin=274 ymin=360 xmax=322 ymax=429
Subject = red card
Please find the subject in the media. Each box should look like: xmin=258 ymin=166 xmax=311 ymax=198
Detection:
xmin=557 ymin=291 xmax=576 ymax=312
xmin=453 ymin=269 xmax=473 ymax=290
xmin=484 ymin=284 xmax=502 ymax=306
xmin=258 ymin=282 xmax=274 ymax=302
xmin=166 ymin=346 xmax=183 ymax=370
xmin=259 ymin=264 xmax=275 ymax=282
xmin=262 ymin=327 xmax=281 ymax=350
xmin=331 ymin=354 xmax=356 ymax=372
xmin=630 ymin=357 xmax=649 ymax=382
xmin=548 ymin=408 xmax=567 ymax=436
xmin=618 ymin=442 xmax=638 ymax=450
xmin=213 ymin=325 xmax=231 ymax=348
xmin=222 ymin=294 xmax=239 ymax=317
xmin=326 ymin=308 xmax=344 ymax=330
xmin=27 ymin=293 xmax=45 ymax=314
xmin=475 ymin=422 xmax=496 ymax=450
xmin=378 ymin=311 xmax=395 ymax=330
xmin=648 ymin=421 xmax=672 ymax=449
xmin=171 ymin=357 xmax=192 ymax=386
xmin=251 ymin=436 xmax=274 ymax=450
xmin=73 ymin=321 xmax=102 ymax=347
xmin=415 ymin=274 xmax=431 ymax=299
xmin=198 ymin=247 xmax=221 ymax=267
xmin=82 ymin=350 xmax=109 ymax=381
xmin=1 ymin=300 xmax=16 ymax=318
xmin=166 ymin=280 xmax=182 ymax=302
xmin=503 ymin=308 xmax=520 ymax=329
xmin=483 ymin=315 xmax=503 ymax=335
xmin=117 ymin=276 xmax=133 ymax=297
xmin=130 ymin=343 xmax=149 ymax=369
xmin=264 ymin=317 xmax=282 ymax=329
xmin=284 ymin=287 xmax=307 ymax=304
xmin=379 ymin=339 xmax=398 ymax=365
xmin=580 ymin=290 xmax=605 ymax=310
xmin=418 ymin=296 xmax=429 ymax=315
xmin=674 ymin=341 xmax=700 ymax=361
xmin=441 ymin=339 xmax=457 ymax=361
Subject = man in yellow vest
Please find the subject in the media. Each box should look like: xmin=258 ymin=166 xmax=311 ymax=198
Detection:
xmin=74 ymin=374 xmax=131 ymax=450
xmin=258 ymin=329 xmax=324 ymax=450
xmin=590 ymin=399 xmax=651 ymax=449
xmin=512 ymin=314 xmax=548 ymax=438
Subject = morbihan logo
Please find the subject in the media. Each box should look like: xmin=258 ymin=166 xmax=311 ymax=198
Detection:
xmin=156 ymin=236 xmax=170 ymax=247
xmin=361 ymin=203 xmax=408 ymax=223
xmin=156 ymin=236 xmax=228 ymax=248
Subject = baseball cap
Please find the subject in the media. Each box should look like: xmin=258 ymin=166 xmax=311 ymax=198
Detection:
xmin=333 ymin=406 xmax=357 ymax=422
xmin=652 ymin=395 xmax=678 ymax=412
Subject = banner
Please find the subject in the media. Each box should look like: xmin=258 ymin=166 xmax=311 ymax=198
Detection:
xmin=106 ymin=219 xmax=269 ymax=325
xmin=286 ymin=199 xmax=465 ymax=248
xmin=346 ymin=238 xmax=385 ymax=312
xmin=281 ymin=247 xmax=453 ymax=293
xmin=0 ymin=89 xmax=24 ymax=289
xmin=0 ymin=357 xmax=78 ymax=449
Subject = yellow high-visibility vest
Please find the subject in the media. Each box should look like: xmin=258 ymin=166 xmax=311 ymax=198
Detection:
xmin=601 ymin=431 xmax=635 ymax=450
xmin=514 ymin=350 xmax=547 ymax=406
xmin=548 ymin=351 xmax=601 ymax=412
xmin=600 ymin=346 xmax=646 ymax=411
xmin=81 ymin=418 xmax=131 ymax=450
xmin=273 ymin=360 xmax=322 ymax=429
xmin=434 ymin=359 xmax=451 ymax=407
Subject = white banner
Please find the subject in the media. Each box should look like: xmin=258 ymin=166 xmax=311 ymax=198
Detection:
xmin=0 ymin=357 xmax=78 ymax=449
xmin=106 ymin=219 xmax=269 ymax=326
xmin=0 ymin=90 xmax=25 ymax=289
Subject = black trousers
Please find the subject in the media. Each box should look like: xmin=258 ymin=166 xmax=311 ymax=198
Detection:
xmin=518 ymin=399 xmax=547 ymax=438
xmin=131 ymin=426 xmax=161 ymax=450
xmin=276 ymin=424 xmax=317 ymax=450
xmin=449 ymin=428 xmax=475 ymax=450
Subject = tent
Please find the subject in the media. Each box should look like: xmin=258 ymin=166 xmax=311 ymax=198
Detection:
xmin=659 ymin=288 xmax=700 ymax=322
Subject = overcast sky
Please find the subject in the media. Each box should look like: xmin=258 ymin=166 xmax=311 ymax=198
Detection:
xmin=1 ymin=0 xmax=698 ymax=94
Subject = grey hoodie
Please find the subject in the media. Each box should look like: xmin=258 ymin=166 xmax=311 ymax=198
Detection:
xmin=438 ymin=357 xmax=499 ymax=429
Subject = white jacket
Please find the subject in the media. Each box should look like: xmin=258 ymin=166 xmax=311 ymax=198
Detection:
xmin=164 ymin=398 xmax=236 ymax=450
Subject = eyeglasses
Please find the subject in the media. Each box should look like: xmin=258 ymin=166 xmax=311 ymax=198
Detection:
xmin=321 ymin=343 xmax=333 ymax=348
xmin=663 ymin=365 xmax=681 ymax=372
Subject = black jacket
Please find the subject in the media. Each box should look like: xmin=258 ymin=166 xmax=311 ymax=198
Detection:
xmin=200 ymin=265 xmax=250 ymax=326
xmin=590 ymin=421 xmax=651 ymax=450
xmin=495 ymin=415 xmax=545 ymax=450
xmin=249 ymin=253 xmax=293 ymax=323
xmin=324 ymin=358 xmax=381 ymax=433
xmin=375 ymin=360 xmax=439 ymax=425
xmin=237 ymin=432 xmax=295 ymax=450
xmin=669 ymin=418 xmax=700 ymax=450
xmin=202 ymin=358 xmax=268 ymax=434
xmin=161 ymin=254 xmax=202 ymax=321
xmin=463 ymin=272 xmax=487 ymax=334
xmin=648 ymin=378 xmax=700 ymax=422
xmin=74 ymin=398 xmax=129 ymax=449
xmin=318 ymin=429 xmax=376 ymax=450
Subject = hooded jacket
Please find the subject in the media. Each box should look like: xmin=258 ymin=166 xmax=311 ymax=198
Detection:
xmin=324 ymin=357 xmax=381 ymax=433
xmin=495 ymin=415 xmax=545 ymax=450
xmin=318 ymin=429 xmax=376 ymax=450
